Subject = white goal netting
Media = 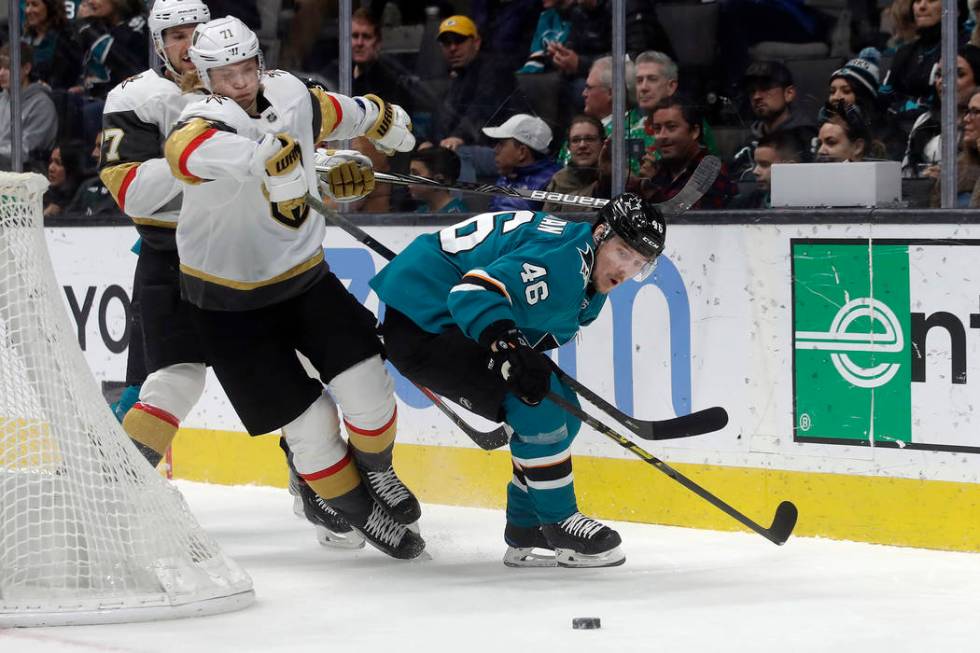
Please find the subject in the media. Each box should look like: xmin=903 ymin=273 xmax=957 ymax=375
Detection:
xmin=0 ymin=173 xmax=254 ymax=627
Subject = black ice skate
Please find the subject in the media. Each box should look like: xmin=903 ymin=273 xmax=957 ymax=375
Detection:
xmin=357 ymin=464 xmax=422 ymax=525
xmin=503 ymin=522 xmax=556 ymax=568
xmin=541 ymin=512 xmax=626 ymax=568
xmin=346 ymin=498 xmax=426 ymax=560
xmin=288 ymin=469 xmax=365 ymax=549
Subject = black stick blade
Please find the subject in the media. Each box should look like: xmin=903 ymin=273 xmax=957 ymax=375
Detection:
xmin=768 ymin=501 xmax=798 ymax=545
xmin=638 ymin=406 xmax=729 ymax=440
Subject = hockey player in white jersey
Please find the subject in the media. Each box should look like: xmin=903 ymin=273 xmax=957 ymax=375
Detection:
xmin=99 ymin=0 xmax=208 ymax=469
xmin=99 ymin=1 xmax=361 ymax=550
xmin=164 ymin=16 xmax=423 ymax=559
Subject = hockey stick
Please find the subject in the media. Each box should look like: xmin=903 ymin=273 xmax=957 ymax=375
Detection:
xmin=654 ymin=155 xmax=722 ymax=217
xmin=314 ymin=167 xmax=609 ymax=209
xmin=316 ymin=155 xmax=723 ymax=213
xmin=553 ymin=367 xmax=728 ymax=440
xmin=545 ymin=391 xmax=798 ymax=546
xmin=305 ymin=191 xmax=510 ymax=451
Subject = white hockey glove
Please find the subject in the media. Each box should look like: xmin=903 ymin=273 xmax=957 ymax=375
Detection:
xmin=361 ymin=94 xmax=415 ymax=154
xmin=250 ymin=132 xmax=308 ymax=203
xmin=315 ymin=148 xmax=375 ymax=202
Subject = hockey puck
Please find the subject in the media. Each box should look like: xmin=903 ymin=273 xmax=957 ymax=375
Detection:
xmin=572 ymin=617 xmax=601 ymax=630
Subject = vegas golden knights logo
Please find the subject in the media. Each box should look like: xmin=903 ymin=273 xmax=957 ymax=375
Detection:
xmin=269 ymin=197 xmax=310 ymax=229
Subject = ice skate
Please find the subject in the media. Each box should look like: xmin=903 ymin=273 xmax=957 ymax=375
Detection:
xmin=541 ymin=512 xmax=625 ymax=568
xmin=288 ymin=468 xmax=365 ymax=549
xmin=357 ymin=463 xmax=422 ymax=525
xmin=503 ymin=522 xmax=557 ymax=568
xmin=346 ymin=498 xmax=426 ymax=560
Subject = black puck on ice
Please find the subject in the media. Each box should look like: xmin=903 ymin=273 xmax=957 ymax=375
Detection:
xmin=572 ymin=617 xmax=601 ymax=630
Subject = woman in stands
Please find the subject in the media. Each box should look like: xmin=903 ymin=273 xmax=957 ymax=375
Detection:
xmin=22 ymin=0 xmax=80 ymax=90
xmin=43 ymin=141 xmax=88 ymax=218
xmin=70 ymin=0 xmax=148 ymax=100
xmin=815 ymin=100 xmax=885 ymax=163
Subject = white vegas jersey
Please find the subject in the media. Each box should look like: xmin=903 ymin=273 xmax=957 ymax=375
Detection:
xmin=99 ymin=69 xmax=200 ymax=250
xmin=165 ymin=70 xmax=380 ymax=311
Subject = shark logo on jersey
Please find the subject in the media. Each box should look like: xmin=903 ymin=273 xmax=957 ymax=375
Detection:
xmin=577 ymin=244 xmax=595 ymax=289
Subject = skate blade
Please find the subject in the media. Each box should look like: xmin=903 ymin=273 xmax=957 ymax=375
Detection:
xmin=554 ymin=546 xmax=626 ymax=568
xmin=291 ymin=495 xmax=305 ymax=520
xmin=503 ymin=546 xmax=558 ymax=568
xmin=315 ymin=525 xmax=366 ymax=550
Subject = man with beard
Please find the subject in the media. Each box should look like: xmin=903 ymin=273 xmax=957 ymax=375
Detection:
xmin=734 ymin=61 xmax=816 ymax=177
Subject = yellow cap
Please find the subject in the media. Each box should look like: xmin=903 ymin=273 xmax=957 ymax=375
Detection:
xmin=437 ymin=15 xmax=478 ymax=40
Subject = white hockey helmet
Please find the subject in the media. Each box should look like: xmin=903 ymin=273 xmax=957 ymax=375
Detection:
xmin=188 ymin=15 xmax=264 ymax=92
xmin=148 ymin=0 xmax=211 ymax=77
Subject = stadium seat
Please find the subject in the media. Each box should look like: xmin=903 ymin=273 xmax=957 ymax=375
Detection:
xmin=653 ymin=2 xmax=719 ymax=68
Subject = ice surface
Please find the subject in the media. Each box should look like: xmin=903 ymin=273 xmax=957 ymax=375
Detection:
xmin=3 ymin=481 xmax=979 ymax=652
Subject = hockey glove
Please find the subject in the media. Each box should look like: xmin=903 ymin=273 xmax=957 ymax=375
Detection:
xmin=251 ymin=132 xmax=308 ymax=203
xmin=361 ymin=94 xmax=415 ymax=154
xmin=481 ymin=321 xmax=552 ymax=406
xmin=314 ymin=148 xmax=375 ymax=202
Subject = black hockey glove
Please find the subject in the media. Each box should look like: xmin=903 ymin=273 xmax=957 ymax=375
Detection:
xmin=480 ymin=321 xmax=552 ymax=406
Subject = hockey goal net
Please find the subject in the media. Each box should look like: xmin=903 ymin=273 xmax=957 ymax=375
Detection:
xmin=0 ymin=173 xmax=254 ymax=626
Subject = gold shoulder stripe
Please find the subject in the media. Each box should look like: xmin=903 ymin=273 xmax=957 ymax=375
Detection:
xmin=99 ymin=162 xmax=140 ymax=210
xmin=310 ymin=87 xmax=342 ymax=142
xmin=179 ymin=250 xmax=324 ymax=290
xmin=165 ymin=117 xmax=217 ymax=184
xmin=131 ymin=217 xmax=177 ymax=229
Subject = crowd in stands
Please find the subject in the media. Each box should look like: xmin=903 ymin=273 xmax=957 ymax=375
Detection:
xmin=6 ymin=0 xmax=980 ymax=218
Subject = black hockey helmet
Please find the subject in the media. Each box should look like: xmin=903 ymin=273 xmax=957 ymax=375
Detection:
xmin=597 ymin=192 xmax=666 ymax=261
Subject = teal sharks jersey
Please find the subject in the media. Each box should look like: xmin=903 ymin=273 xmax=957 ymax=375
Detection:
xmin=370 ymin=210 xmax=606 ymax=348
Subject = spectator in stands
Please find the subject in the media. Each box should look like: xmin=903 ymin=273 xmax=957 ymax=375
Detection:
xmin=424 ymin=14 xmax=521 ymax=185
xmin=481 ymin=113 xmax=560 ymax=211
xmin=66 ymin=129 xmax=117 ymax=216
xmin=409 ymin=146 xmax=468 ymax=213
xmin=628 ymin=95 xmax=737 ymax=209
xmin=70 ymin=0 xmax=148 ymax=100
xmin=22 ymin=0 xmax=80 ymax=89
xmin=544 ymin=0 xmax=612 ymax=123
xmin=426 ymin=15 xmax=517 ymax=151
xmin=815 ymin=101 xmax=885 ymax=162
xmin=920 ymin=88 xmax=980 ymax=206
xmin=730 ymin=129 xmax=807 ymax=210
xmin=903 ymin=45 xmax=980 ymax=175
xmin=554 ymin=56 xmax=618 ymax=165
xmin=829 ymin=48 xmax=884 ymax=135
xmin=964 ymin=89 xmax=980 ymax=206
xmin=629 ymin=50 xmax=676 ymax=174
xmin=351 ymin=8 xmax=412 ymax=114
xmin=517 ymin=0 xmax=573 ymax=74
xmin=543 ymin=114 xmax=602 ymax=212
xmin=43 ymin=140 xmax=87 ymax=217
xmin=879 ymin=0 xmax=948 ymax=135
xmin=0 ymin=42 xmax=58 ymax=171
xmin=883 ymin=0 xmax=918 ymax=53
xmin=740 ymin=61 xmax=817 ymax=155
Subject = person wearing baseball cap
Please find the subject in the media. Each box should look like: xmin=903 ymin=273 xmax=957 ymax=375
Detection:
xmin=733 ymin=60 xmax=816 ymax=177
xmin=425 ymin=14 xmax=519 ymax=155
xmin=481 ymin=114 xmax=561 ymax=211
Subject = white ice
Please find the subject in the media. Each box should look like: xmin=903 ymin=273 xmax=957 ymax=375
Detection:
xmin=3 ymin=481 xmax=979 ymax=652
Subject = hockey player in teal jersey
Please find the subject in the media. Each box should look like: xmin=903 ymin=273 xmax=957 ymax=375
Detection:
xmin=371 ymin=193 xmax=665 ymax=568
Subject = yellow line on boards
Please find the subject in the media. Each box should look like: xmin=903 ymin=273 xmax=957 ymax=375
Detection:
xmin=171 ymin=428 xmax=980 ymax=553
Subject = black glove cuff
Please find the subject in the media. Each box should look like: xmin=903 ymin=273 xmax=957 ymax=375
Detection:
xmin=478 ymin=320 xmax=517 ymax=349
